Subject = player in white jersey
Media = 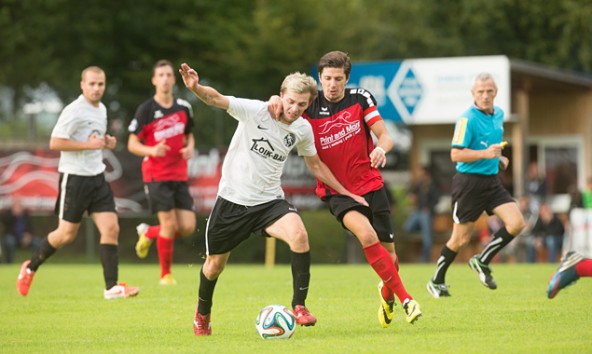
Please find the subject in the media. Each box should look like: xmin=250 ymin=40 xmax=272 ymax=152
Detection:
xmin=16 ymin=66 xmax=139 ymax=300
xmin=179 ymin=63 xmax=367 ymax=336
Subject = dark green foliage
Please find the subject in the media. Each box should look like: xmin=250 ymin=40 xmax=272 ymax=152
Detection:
xmin=1 ymin=0 xmax=591 ymax=144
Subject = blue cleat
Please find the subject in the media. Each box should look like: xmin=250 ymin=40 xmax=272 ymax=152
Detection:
xmin=547 ymin=251 xmax=584 ymax=299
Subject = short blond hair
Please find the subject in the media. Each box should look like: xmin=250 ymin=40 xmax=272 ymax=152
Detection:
xmin=280 ymin=72 xmax=318 ymax=103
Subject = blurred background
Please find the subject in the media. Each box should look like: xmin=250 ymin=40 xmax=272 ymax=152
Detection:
xmin=1 ymin=0 xmax=591 ymax=265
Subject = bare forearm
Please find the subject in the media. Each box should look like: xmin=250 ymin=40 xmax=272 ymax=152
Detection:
xmin=127 ymin=135 xmax=152 ymax=157
xmin=190 ymin=84 xmax=229 ymax=110
xmin=451 ymin=148 xmax=486 ymax=163
xmin=49 ymin=137 xmax=91 ymax=151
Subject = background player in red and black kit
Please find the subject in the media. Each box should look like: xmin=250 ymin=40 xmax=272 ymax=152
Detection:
xmin=271 ymin=51 xmax=421 ymax=327
xmin=127 ymin=59 xmax=196 ymax=285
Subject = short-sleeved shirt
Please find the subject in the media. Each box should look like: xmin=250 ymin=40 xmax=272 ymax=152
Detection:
xmin=451 ymin=104 xmax=504 ymax=175
xmin=218 ymin=96 xmax=317 ymax=206
xmin=128 ymin=97 xmax=194 ymax=182
xmin=303 ymin=88 xmax=384 ymax=199
xmin=51 ymin=95 xmax=107 ymax=176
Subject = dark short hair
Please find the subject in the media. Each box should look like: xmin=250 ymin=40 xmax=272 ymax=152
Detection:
xmin=318 ymin=51 xmax=351 ymax=79
xmin=152 ymin=59 xmax=174 ymax=75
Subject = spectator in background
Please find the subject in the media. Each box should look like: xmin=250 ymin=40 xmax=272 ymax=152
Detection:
xmin=529 ymin=203 xmax=565 ymax=263
xmin=526 ymin=161 xmax=547 ymax=212
xmin=403 ymin=165 xmax=440 ymax=263
xmin=513 ymin=195 xmax=537 ymax=262
xmin=582 ymin=177 xmax=592 ymax=209
xmin=1 ymin=197 xmax=40 ymax=263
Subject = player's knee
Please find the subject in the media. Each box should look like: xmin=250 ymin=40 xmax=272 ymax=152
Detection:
xmin=54 ymin=230 xmax=77 ymax=245
xmin=204 ymin=259 xmax=224 ymax=279
xmin=177 ymin=224 xmax=196 ymax=237
xmin=355 ymin=230 xmax=379 ymax=247
xmin=287 ymin=227 xmax=309 ymax=252
xmin=507 ymin=218 xmax=526 ymax=236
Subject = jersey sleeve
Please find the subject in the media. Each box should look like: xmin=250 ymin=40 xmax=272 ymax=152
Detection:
xmin=357 ymin=88 xmax=383 ymax=127
xmin=51 ymin=105 xmax=78 ymax=139
xmin=295 ymin=120 xmax=317 ymax=157
xmin=177 ymin=98 xmax=195 ymax=134
xmin=128 ymin=101 xmax=151 ymax=137
xmin=451 ymin=117 xmax=471 ymax=148
xmin=227 ymin=96 xmax=266 ymax=123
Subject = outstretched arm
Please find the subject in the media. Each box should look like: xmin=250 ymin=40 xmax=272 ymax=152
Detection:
xmin=179 ymin=63 xmax=229 ymax=110
xmin=303 ymin=154 xmax=369 ymax=206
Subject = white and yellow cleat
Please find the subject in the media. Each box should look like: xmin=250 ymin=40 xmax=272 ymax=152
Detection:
xmin=159 ymin=273 xmax=177 ymax=285
xmin=377 ymin=281 xmax=395 ymax=328
xmin=135 ymin=223 xmax=152 ymax=259
xmin=403 ymin=299 xmax=422 ymax=324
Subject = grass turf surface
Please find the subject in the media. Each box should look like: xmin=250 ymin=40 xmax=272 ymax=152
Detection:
xmin=1 ymin=262 xmax=590 ymax=353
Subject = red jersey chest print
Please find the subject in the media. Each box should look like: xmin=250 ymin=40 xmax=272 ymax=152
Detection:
xmin=130 ymin=98 xmax=194 ymax=182
xmin=303 ymin=88 xmax=384 ymax=197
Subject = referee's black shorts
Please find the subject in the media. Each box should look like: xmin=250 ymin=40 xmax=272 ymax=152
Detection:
xmin=451 ymin=172 xmax=515 ymax=224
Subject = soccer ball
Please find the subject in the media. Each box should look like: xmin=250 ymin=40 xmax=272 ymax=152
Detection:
xmin=255 ymin=304 xmax=296 ymax=339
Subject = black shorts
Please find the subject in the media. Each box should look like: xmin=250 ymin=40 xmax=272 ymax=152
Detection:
xmin=205 ymin=197 xmax=298 ymax=255
xmin=145 ymin=181 xmax=194 ymax=213
xmin=55 ymin=173 xmax=116 ymax=223
xmin=326 ymin=185 xmax=394 ymax=243
xmin=451 ymin=172 xmax=515 ymax=223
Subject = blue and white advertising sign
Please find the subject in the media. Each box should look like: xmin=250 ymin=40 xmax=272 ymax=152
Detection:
xmin=344 ymin=55 xmax=510 ymax=125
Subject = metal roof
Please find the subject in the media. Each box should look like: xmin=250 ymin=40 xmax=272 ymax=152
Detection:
xmin=510 ymin=58 xmax=592 ymax=92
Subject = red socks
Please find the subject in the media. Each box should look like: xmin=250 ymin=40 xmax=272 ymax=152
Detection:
xmin=157 ymin=236 xmax=174 ymax=277
xmin=363 ymin=241 xmax=411 ymax=303
xmin=146 ymin=225 xmax=161 ymax=240
xmin=576 ymin=259 xmax=592 ymax=277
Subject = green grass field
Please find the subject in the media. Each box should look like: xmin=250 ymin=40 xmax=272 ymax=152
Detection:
xmin=1 ymin=262 xmax=590 ymax=353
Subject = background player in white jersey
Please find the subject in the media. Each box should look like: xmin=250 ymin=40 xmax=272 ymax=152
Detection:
xmin=179 ymin=62 xmax=367 ymax=336
xmin=128 ymin=60 xmax=196 ymax=285
xmin=16 ymin=66 xmax=139 ymax=300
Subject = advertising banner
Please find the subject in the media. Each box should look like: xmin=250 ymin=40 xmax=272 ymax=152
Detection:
xmin=345 ymin=55 xmax=511 ymax=124
xmin=0 ymin=148 xmax=321 ymax=215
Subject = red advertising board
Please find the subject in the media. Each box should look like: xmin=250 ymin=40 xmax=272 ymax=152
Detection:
xmin=0 ymin=149 xmax=321 ymax=215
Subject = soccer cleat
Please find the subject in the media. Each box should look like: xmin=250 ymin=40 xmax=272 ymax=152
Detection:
xmin=194 ymin=312 xmax=212 ymax=336
xmin=159 ymin=273 xmax=177 ymax=285
xmin=293 ymin=305 xmax=317 ymax=326
xmin=377 ymin=281 xmax=395 ymax=328
xmin=402 ymin=299 xmax=422 ymax=324
xmin=16 ymin=260 xmax=35 ymax=296
xmin=469 ymin=256 xmax=497 ymax=289
xmin=426 ymin=279 xmax=451 ymax=298
xmin=135 ymin=223 xmax=152 ymax=259
xmin=103 ymin=282 xmax=140 ymax=300
xmin=547 ymin=251 xmax=584 ymax=299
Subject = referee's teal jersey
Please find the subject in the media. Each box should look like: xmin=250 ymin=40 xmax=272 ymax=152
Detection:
xmin=451 ymin=104 xmax=504 ymax=175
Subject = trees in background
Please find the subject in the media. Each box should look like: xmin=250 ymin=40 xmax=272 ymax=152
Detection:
xmin=1 ymin=0 xmax=590 ymax=146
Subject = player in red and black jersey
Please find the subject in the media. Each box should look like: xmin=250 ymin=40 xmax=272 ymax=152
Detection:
xmin=271 ymin=51 xmax=421 ymax=327
xmin=127 ymin=60 xmax=196 ymax=285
